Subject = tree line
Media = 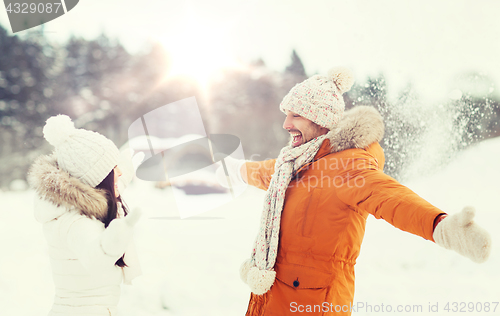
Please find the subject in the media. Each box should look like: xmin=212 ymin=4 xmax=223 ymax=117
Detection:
xmin=0 ymin=24 xmax=498 ymax=188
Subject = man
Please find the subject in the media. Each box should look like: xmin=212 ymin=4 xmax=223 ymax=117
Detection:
xmin=217 ymin=67 xmax=491 ymax=316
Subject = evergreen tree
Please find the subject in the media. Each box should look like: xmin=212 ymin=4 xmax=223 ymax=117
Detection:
xmin=0 ymin=25 xmax=58 ymax=187
xmin=285 ymin=49 xmax=306 ymax=77
xmin=54 ymin=34 xmax=137 ymax=145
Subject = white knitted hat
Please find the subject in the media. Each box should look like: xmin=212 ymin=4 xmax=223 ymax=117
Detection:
xmin=280 ymin=67 xmax=355 ymax=129
xmin=42 ymin=115 xmax=120 ymax=187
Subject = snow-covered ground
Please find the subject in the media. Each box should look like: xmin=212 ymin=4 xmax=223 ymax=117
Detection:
xmin=1 ymin=137 xmax=499 ymax=316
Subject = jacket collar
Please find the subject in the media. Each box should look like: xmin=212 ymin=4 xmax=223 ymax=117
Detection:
xmin=324 ymin=105 xmax=384 ymax=154
xmin=27 ymin=154 xmax=109 ymax=222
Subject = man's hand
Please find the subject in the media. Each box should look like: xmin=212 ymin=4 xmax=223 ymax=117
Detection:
xmin=215 ymin=156 xmax=247 ymax=188
xmin=433 ymin=206 xmax=491 ymax=263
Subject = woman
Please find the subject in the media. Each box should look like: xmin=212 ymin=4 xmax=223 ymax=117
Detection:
xmin=28 ymin=114 xmax=141 ymax=316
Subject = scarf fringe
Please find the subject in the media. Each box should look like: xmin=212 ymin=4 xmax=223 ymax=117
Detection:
xmin=241 ymin=259 xmax=276 ymax=295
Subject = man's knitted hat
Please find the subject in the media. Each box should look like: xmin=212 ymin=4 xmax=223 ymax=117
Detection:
xmin=280 ymin=67 xmax=355 ymax=130
xmin=43 ymin=114 xmax=120 ymax=187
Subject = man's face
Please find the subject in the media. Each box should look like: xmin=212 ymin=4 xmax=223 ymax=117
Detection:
xmin=283 ymin=110 xmax=329 ymax=147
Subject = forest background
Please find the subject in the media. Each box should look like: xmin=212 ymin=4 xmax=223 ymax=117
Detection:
xmin=0 ymin=24 xmax=499 ymax=189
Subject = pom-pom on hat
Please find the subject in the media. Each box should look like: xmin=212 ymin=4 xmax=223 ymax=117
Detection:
xmin=280 ymin=67 xmax=355 ymax=130
xmin=43 ymin=115 xmax=120 ymax=187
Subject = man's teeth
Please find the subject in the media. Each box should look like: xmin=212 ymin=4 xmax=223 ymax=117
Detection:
xmin=291 ymin=133 xmax=302 ymax=143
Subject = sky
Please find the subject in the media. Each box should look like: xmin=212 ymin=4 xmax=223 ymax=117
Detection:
xmin=1 ymin=0 xmax=499 ymax=101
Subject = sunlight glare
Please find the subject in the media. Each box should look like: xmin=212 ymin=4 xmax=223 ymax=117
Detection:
xmin=155 ymin=15 xmax=239 ymax=88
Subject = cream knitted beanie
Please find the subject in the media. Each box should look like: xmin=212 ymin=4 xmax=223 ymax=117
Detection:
xmin=42 ymin=115 xmax=120 ymax=187
xmin=280 ymin=67 xmax=355 ymax=129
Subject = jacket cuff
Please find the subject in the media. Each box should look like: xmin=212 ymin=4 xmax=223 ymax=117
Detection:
xmin=433 ymin=213 xmax=448 ymax=233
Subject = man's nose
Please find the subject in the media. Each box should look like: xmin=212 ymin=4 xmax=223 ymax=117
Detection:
xmin=283 ymin=114 xmax=293 ymax=130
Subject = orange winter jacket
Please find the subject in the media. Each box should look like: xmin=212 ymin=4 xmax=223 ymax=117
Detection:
xmin=244 ymin=106 xmax=444 ymax=316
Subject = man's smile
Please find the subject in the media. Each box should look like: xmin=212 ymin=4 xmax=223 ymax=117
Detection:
xmin=289 ymin=130 xmax=303 ymax=147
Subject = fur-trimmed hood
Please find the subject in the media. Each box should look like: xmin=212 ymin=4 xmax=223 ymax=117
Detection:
xmin=326 ymin=105 xmax=384 ymax=152
xmin=28 ymin=154 xmax=108 ymax=223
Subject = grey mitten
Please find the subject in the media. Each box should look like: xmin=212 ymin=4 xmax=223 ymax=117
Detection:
xmin=101 ymin=208 xmax=142 ymax=257
xmin=433 ymin=206 xmax=492 ymax=263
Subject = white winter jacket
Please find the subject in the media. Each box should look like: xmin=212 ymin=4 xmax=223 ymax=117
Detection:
xmin=28 ymin=155 xmax=141 ymax=316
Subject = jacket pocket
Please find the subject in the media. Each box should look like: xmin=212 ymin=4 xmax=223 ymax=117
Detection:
xmin=275 ymin=262 xmax=333 ymax=289
xmin=267 ymin=263 xmax=335 ymax=315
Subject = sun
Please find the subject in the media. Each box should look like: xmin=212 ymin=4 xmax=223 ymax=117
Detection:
xmin=154 ymin=14 xmax=239 ymax=89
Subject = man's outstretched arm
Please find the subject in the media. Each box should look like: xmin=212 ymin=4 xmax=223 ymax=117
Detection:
xmin=336 ymin=152 xmax=491 ymax=262
xmin=215 ymin=157 xmax=276 ymax=191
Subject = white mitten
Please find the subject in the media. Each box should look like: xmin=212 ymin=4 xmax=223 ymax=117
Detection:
xmin=101 ymin=208 xmax=142 ymax=257
xmin=117 ymin=148 xmax=145 ymax=192
xmin=433 ymin=206 xmax=492 ymax=263
xmin=215 ymin=156 xmax=246 ymax=188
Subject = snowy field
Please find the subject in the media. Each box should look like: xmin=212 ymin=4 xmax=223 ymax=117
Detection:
xmin=1 ymin=136 xmax=499 ymax=316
